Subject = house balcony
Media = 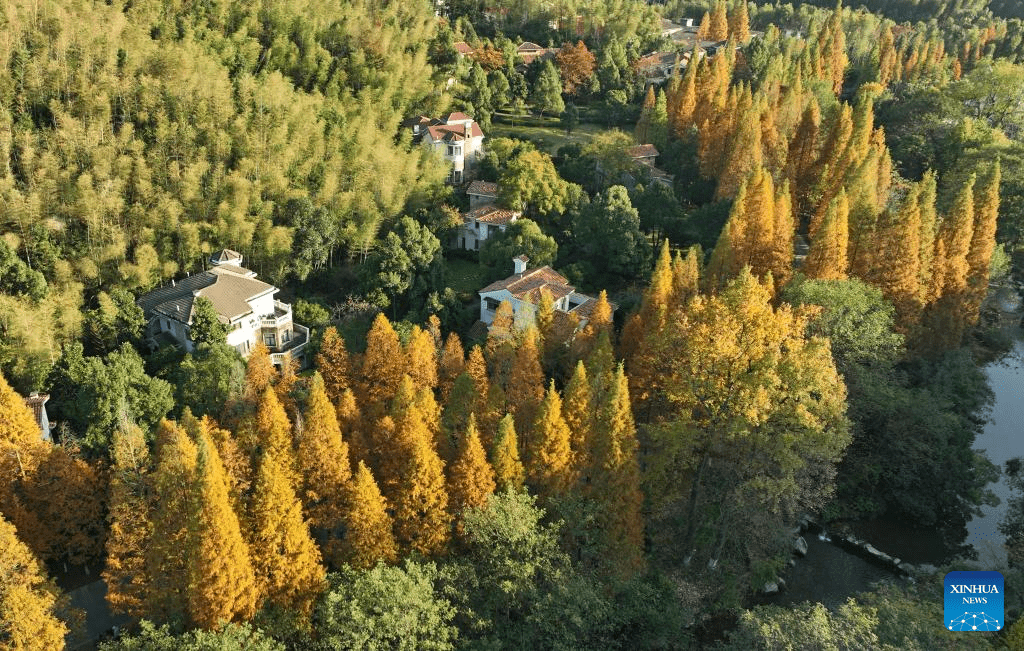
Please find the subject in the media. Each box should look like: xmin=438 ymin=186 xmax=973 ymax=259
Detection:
xmin=269 ymin=322 xmax=309 ymax=367
xmin=261 ymin=300 xmax=293 ymax=328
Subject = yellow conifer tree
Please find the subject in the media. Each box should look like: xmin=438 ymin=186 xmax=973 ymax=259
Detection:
xmin=245 ymin=341 xmax=276 ymax=403
xmin=392 ymin=419 xmax=451 ymax=556
xmin=527 ymin=381 xmax=574 ymax=499
xmin=505 ymin=327 xmax=545 ymax=441
xmin=255 ymin=385 xmax=298 ymax=485
xmin=0 ymin=514 xmax=68 ymax=649
xmin=437 ymin=333 xmax=466 ymax=404
xmin=447 ymin=415 xmax=496 ymax=524
xmin=339 ymin=461 xmax=398 ymax=569
xmin=490 ymin=415 xmax=526 ymax=492
xmin=589 ymin=365 xmax=645 ymax=577
xmin=709 ymin=0 xmax=729 ymax=41
xmin=104 ymin=421 xmax=151 ymax=618
xmin=145 ymin=420 xmax=198 ymax=624
xmin=356 ymin=313 xmax=405 ymax=416
xmin=787 ymin=98 xmax=821 ymax=226
xmin=966 ymin=162 xmax=1000 ymax=323
xmin=803 ymin=190 xmax=849 ymax=281
xmin=296 ymin=374 xmax=352 ymax=535
xmin=248 ymin=450 xmax=325 ymax=619
xmin=188 ymin=432 xmax=259 ymax=629
xmin=871 ymin=189 xmax=923 ymax=327
xmin=562 ymin=361 xmax=593 ymax=477
xmin=405 ymin=325 xmax=438 ymax=391
xmin=316 ymin=326 xmax=350 ymax=406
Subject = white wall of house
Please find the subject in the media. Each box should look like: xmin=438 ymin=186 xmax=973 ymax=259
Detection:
xmin=459 ymin=220 xmax=510 ymax=251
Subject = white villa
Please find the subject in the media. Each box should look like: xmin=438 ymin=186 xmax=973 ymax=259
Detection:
xmin=137 ymin=249 xmax=308 ymax=366
xmin=405 ymin=112 xmax=485 ymax=184
xmin=458 ymin=204 xmax=520 ymax=251
xmin=478 ymin=256 xmax=607 ymax=326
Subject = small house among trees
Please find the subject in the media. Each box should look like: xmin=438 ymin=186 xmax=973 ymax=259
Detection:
xmin=459 ymin=205 xmax=521 ymax=251
xmin=478 ymin=256 xmax=609 ymax=326
xmin=405 ymin=113 xmax=486 ymax=184
xmin=136 ymin=250 xmax=308 ymax=366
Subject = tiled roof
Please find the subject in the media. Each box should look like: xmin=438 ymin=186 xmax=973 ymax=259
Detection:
xmin=628 ymin=144 xmax=660 ymax=159
xmin=455 ymin=42 xmax=474 ymax=55
xmin=467 ymin=180 xmax=499 ymax=197
xmin=402 ymin=115 xmax=433 ymax=128
xmin=517 ymin=42 xmax=544 ymax=52
xmin=210 ymin=248 xmax=242 ymax=263
xmin=137 ymin=266 xmax=274 ymax=324
xmin=464 ymin=204 xmax=520 ymax=225
xmin=519 ymin=48 xmax=558 ymax=65
xmin=445 ymin=111 xmax=473 ymax=123
xmin=479 ymin=265 xmax=574 ymax=302
xmin=23 ymin=393 xmax=48 ymax=431
xmin=638 ymin=51 xmax=680 ymax=69
xmin=425 ymin=121 xmax=484 ymax=141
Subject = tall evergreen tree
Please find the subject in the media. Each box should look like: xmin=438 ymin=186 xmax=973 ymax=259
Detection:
xmin=728 ymin=0 xmax=750 ymax=43
xmin=296 ymin=375 xmax=352 ymax=537
xmin=0 ymin=514 xmax=68 ymax=649
xmin=527 ymin=381 xmax=574 ymax=499
xmin=255 ymin=386 xmax=298 ymax=485
xmin=188 ymin=433 xmax=259 ymax=629
xmin=635 ymin=85 xmax=656 ymax=144
xmin=356 ymin=313 xmax=405 ymax=416
xmin=803 ymin=191 xmax=849 ymax=281
xmin=447 ymin=415 xmax=496 ymax=526
xmin=871 ymin=188 xmax=923 ymax=327
xmin=340 ymin=461 xmax=398 ymax=569
xmin=249 ymin=451 xmax=325 ymax=619
xmin=437 ymin=333 xmax=465 ymax=404
xmin=392 ymin=421 xmax=451 ymax=557
xmin=316 ymin=326 xmax=350 ymax=406
xmin=490 ymin=414 xmax=526 ymax=492
xmin=589 ymin=365 xmax=645 ymax=577
xmin=562 ymin=361 xmax=593 ymax=478
xmin=104 ymin=421 xmax=151 ymax=618
xmin=405 ymin=325 xmax=438 ymax=391
xmin=244 ymin=342 xmax=276 ymax=403
xmin=146 ymin=420 xmax=198 ymax=625
xmin=708 ymin=0 xmax=729 ymax=41
xmin=505 ymin=327 xmax=545 ymax=443
xmin=966 ymin=161 xmax=1001 ymax=323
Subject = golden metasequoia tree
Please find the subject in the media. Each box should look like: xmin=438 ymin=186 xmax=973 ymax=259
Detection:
xmin=104 ymin=422 xmax=151 ymax=618
xmin=490 ymin=414 xmax=526 ymax=492
xmin=526 ymin=381 xmax=574 ymax=499
xmin=505 ymin=327 xmax=545 ymax=441
xmin=573 ymin=290 xmax=612 ymax=363
xmin=335 ymin=388 xmax=364 ymax=465
xmin=717 ymin=92 xmax=764 ymax=201
xmin=447 ymin=415 xmax=496 ymax=524
xmin=917 ymin=172 xmax=940 ymax=302
xmin=0 ymin=372 xmax=48 ymax=558
xmin=255 ymin=386 xmax=298 ymax=486
xmin=440 ymin=373 xmax=476 ymax=464
xmin=817 ymin=3 xmax=848 ymax=94
xmin=356 ymin=313 xmax=405 ymax=415
xmin=465 ymin=345 xmax=490 ymax=418
xmin=248 ymin=451 xmax=325 ymax=619
xmin=728 ymin=0 xmax=750 ymax=42
xmin=188 ymin=433 xmax=259 ymax=630
xmin=802 ymin=190 xmax=850 ymax=281
xmin=405 ymin=325 xmax=438 ymax=391
xmin=707 ymin=0 xmax=729 ymax=40
xmin=486 ymin=301 xmax=517 ymax=387
xmin=296 ymin=374 xmax=351 ymax=535
xmin=437 ymin=333 xmax=466 ymax=404
xmin=669 ymin=49 xmax=699 ymax=137
xmin=635 ymin=85 xmax=657 ymax=144
xmin=589 ymin=365 xmax=645 ymax=577
xmin=878 ymin=26 xmax=899 ymax=86
xmin=787 ymin=99 xmax=821 ymax=228
xmin=245 ymin=341 xmax=276 ymax=402
xmin=340 ymin=461 xmax=398 ymax=569
xmin=965 ymin=162 xmax=1001 ymax=323
xmin=275 ymin=352 xmax=300 ymax=417
xmin=0 ymin=514 xmax=68 ymax=650
xmin=145 ymin=420 xmax=198 ymax=624
xmin=392 ymin=417 xmax=451 ymax=556
xmin=316 ymin=326 xmax=350 ymax=405
xmin=810 ymin=103 xmax=854 ymax=234
xmin=770 ymin=181 xmax=795 ymax=289
xmin=870 ymin=187 xmax=923 ymax=326
xmin=707 ymin=168 xmax=781 ymax=286
xmin=562 ymin=361 xmax=593 ymax=476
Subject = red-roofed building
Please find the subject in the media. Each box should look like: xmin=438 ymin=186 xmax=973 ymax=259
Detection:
xmin=478 ymin=257 xmax=612 ymax=327
xmin=406 ymin=113 xmax=486 ymax=184
xmin=459 ymin=203 xmax=520 ymax=250
xmin=454 ymin=41 xmax=474 ymax=56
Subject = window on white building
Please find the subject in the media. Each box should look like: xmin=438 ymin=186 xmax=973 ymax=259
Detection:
xmin=484 ymin=297 xmax=500 ymax=312
xmin=264 ymin=333 xmax=276 ymax=348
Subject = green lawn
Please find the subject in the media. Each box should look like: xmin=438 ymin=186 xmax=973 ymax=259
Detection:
xmin=489 ymin=113 xmax=606 ymax=154
xmin=445 ymin=257 xmax=486 ymax=297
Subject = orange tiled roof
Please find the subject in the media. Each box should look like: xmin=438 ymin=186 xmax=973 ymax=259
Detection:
xmin=455 ymin=42 xmax=474 ymax=55
xmin=479 ymin=265 xmax=573 ymax=301
xmin=628 ymin=144 xmax=660 ymax=159
xmin=467 ymin=180 xmax=499 ymax=197
xmin=464 ymin=204 xmax=520 ymax=225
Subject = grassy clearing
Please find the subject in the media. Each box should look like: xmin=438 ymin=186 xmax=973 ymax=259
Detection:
xmin=489 ymin=113 xmax=606 ymax=153
xmin=445 ymin=257 xmax=486 ymax=297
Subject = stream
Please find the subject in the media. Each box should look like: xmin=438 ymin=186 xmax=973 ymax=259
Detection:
xmin=764 ymin=285 xmax=1024 ymax=607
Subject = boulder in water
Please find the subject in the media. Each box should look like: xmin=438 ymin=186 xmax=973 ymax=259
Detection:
xmin=793 ymin=536 xmax=808 ymax=556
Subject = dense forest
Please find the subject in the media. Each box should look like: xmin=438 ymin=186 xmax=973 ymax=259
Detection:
xmin=2 ymin=0 xmax=1024 ymax=648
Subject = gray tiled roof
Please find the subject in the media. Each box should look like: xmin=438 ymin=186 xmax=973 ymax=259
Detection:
xmin=137 ymin=266 xmax=274 ymax=324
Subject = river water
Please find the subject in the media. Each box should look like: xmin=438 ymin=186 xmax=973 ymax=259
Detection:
xmin=765 ymin=288 xmax=1024 ymax=607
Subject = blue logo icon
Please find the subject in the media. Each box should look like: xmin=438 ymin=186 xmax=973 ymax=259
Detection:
xmin=944 ymin=571 xmax=1003 ymax=631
